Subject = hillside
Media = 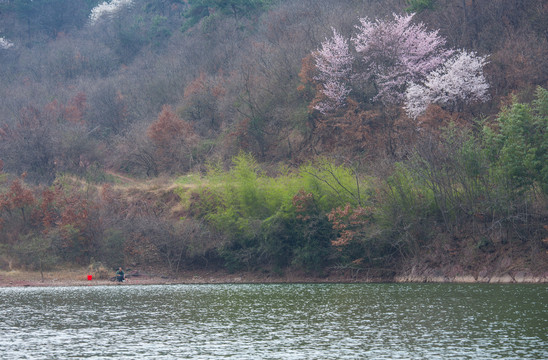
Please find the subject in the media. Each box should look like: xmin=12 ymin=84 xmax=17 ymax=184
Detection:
xmin=0 ymin=0 xmax=547 ymax=280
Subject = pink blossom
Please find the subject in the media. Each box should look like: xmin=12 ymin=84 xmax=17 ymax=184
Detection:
xmin=310 ymin=13 xmax=489 ymax=117
xmin=352 ymin=13 xmax=452 ymax=104
xmin=313 ymin=28 xmax=353 ymax=113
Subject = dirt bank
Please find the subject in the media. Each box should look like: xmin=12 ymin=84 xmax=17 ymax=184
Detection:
xmin=1 ymin=267 xmax=546 ymax=288
xmin=0 ymin=268 xmax=380 ymax=287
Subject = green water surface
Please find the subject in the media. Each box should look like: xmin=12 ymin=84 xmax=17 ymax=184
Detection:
xmin=0 ymin=283 xmax=546 ymax=359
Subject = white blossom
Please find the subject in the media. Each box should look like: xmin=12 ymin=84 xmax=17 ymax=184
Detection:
xmin=405 ymin=50 xmax=489 ymax=118
xmin=0 ymin=37 xmax=14 ymax=50
xmin=89 ymin=0 xmax=134 ymax=24
xmin=404 ymin=82 xmax=431 ymax=119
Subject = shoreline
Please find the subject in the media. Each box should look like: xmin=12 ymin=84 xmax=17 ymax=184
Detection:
xmin=1 ymin=269 xmax=546 ymax=288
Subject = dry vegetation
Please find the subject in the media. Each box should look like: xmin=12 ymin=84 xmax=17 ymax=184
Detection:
xmin=0 ymin=0 xmax=547 ymax=283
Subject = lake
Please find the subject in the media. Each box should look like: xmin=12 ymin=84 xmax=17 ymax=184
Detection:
xmin=0 ymin=283 xmax=546 ymax=359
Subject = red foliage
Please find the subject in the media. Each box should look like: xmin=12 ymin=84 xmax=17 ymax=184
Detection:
xmin=0 ymin=178 xmax=36 ymax=228
xmin=148 ymin=105 xmax=192 ymax=145
xmin=147 ymin=105 xmax=198 ymax=172
xmin=327 ymin=203 xmax=373 ymax=248
xmin=7 ymin=178 xmax=36 ymax=214
xmin=292 ymin=190 xmax=317 ymax=221
xmin=34 ymin=188 xmax=59 ymax=233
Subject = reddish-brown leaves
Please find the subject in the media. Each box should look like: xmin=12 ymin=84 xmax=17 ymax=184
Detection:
xmin=148 ymin=105 xmax=193 ymax=145
xmin=0 ymin=177 xmax=36 ymax=229
xmin=34 ymin=188 xmax=58 ymax=232
xmin=147 ymin=105 xmax=198 ymax=172
xmin=292 ymin=190 xmax=317 ymax=221
xmin=327 ymin=204 xmax=373 ymax=248
xmin=6 ymin=178 xmax=36 ymax=214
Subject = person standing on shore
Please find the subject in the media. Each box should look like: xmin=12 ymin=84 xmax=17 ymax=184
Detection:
xmin=115 ymin=267 xmax=125 ymax=282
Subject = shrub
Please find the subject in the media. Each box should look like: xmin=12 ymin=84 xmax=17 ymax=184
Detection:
xmin=484 ymin=86 xmax=548 ymax=194
xmin=181 ymin=154 xmax=372 ymax=272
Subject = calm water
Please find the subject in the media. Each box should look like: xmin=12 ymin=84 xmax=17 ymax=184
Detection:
xmin=0 ymin=283 xmax=546 ymax=359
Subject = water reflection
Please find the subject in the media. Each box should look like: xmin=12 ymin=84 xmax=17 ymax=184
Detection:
xmin=0 ymin=284 xmax=546 ymax=359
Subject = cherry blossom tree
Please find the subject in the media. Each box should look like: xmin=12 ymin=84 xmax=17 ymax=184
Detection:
xmin=313 ymin=28 xmax=353 ymax=113
xmin=405 ymin=50 xmax=490 ymax=118
xmin=352 ymin=13 xmax=453 ymax=104
xmin=310 ymin=13 xmax=490 ymax=121
xmin=89 ymin=0 xmax=134 ymax=24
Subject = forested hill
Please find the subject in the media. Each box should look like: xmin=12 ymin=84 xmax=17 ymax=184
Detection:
xmin=0 ymin=1 xmax=547 ymax=279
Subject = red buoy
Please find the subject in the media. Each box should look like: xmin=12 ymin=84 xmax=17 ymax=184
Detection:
xmin=87 ymin=275 xmax=92 ymax=281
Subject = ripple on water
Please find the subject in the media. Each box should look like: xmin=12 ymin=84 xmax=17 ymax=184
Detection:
xmin=0 ymin=283 xmax=546 ymax=359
